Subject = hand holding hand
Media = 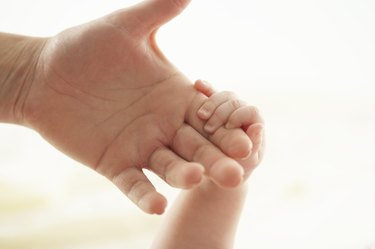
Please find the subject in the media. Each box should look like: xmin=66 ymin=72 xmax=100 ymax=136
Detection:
xmin=22 ymin=0 xmax=252 ymax=214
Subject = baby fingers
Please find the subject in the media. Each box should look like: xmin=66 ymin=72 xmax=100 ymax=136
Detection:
xmin=226 ymin=105 xmax=264 ymax=131
xmin=194 ymin=79 xmax=215 ymax=98
xmin=240 ymin=123 xmax=265 ymax=179
xmin=203 ymin=98 xmax=247 ymax=133
xmin=198 ymin=91 xmax=243 ymax=131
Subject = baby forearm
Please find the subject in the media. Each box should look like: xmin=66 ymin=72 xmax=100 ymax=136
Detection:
xmin=0 ymin=33 xmax=46 ymax=124
xmin=151 ymin=179 xmax=248 ymax=249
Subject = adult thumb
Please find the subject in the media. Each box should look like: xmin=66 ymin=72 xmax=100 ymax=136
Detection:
xmin=129 ymin=0 xmax=191 ymax=34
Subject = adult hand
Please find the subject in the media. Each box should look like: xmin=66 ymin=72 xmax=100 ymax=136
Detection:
xmin=22 ymin=0 xmax=252 ymax=214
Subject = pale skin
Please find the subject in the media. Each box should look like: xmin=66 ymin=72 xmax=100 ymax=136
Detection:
xmin=152 ymin=81 xmax=264 ymax=249
xmin=194 ymin=79 xmax=264 ymax=177
xmin=152 ymin=178 xmax=249 ymax=249
xmin=0 ymin=0 xmax=262 ymax=214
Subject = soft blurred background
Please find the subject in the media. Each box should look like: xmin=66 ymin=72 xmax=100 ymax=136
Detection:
xmin=1 ymin=0 xmax=375 ymax=248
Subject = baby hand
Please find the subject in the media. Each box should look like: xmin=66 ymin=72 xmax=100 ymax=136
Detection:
xmin=194 ymin=80 xmax=265 ymax=179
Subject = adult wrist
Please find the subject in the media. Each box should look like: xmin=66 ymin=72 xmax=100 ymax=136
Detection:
xmin=0 ymin=33 xmax=47 ymax=124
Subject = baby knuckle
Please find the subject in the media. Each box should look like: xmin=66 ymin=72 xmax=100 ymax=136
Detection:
xmin=249 ymin=106 xmax=261 ymax=116
xmin=214 ymin=111 xmax=227 ymax=123
xmin=222 ymin=91 xmax=236 ymax=100
xmin=229 ymin=99 xmax=242 ymax=109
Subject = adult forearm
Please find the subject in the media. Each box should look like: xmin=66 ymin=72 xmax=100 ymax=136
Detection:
xmin=151 ymin=179 xmax=248 ymax=249
xmin=0 ymin=33 xmax=46 ymax=124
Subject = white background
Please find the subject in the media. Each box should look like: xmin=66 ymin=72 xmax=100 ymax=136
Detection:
xmin=1 ymin=0 xmax=375 ymax=248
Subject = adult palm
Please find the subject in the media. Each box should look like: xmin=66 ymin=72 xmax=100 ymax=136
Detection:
xmin=24 ymin=0 xmax=251 ymax=214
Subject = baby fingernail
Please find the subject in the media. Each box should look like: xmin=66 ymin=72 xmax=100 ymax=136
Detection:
xmin=198 ymin=108 xmax=210 ymax=118
xmin=204 ymin=124 xmax=215 ymax=133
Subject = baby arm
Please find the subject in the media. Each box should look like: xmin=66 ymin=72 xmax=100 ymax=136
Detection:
xmin=151 ymin=81 xmax=264 ymax=249
xmin=151 ymin=178 xmax=248 ymax=249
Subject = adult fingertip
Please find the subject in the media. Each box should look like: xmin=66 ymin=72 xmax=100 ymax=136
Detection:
xmin=178 ymin=163 xmax=204 ymax=189
xmin=139 ymin=193 xmax=167 ymax=215
xmin=210 ymin=158 xmax=244 ymax=188
xmin=187 ymin=163 xmax=205 ymax=186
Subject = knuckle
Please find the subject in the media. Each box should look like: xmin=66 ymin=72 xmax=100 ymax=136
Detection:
xmin=193 ymin=144 xmax=211 ymax=163
xmin=127 ymin=180 xmax=142 ymax=195
xmin=212 ymin=109 xmax=227 ymax=124
xmin=252 ymin=106 xmax=265 ymax=123
xmin=249 ymin=105 xmax=261 ymax=116
xmin=252 ymin=106 xmax=260 ymax=114
xmin=222 ymin=91 xmax=236 ymax=100
xmin=165 ymin=160 xmax=178 ymax=183
xmin=229 ymin=99 xmax=242 ymax=109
